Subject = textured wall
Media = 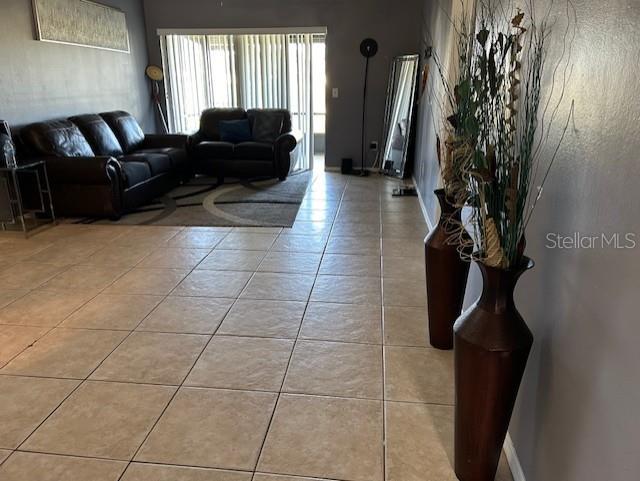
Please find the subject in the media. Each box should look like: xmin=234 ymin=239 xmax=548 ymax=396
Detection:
xmin=0 ymin=0 xmax=154 ymax=131
xmin=141 ymin=0 xmax=424 ymax=169
xmin=415 ymin=0 xmax=640 ymax=479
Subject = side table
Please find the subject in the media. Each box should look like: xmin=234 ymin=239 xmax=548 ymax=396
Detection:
xmin=0 ymin=161 xmax=56 ymax=236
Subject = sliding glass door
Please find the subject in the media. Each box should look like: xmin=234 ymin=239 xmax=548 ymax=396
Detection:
xmin=160 ymin=32 xmax=325 ymax=172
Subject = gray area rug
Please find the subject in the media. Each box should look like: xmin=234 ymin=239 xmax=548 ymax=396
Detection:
xmin=83 ymin=172 xmax=311 ymax=227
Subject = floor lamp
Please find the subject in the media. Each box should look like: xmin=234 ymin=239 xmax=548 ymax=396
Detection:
xmin=355 ymin=38 xmax=379 ymax=177
xmin=146 ymin=65 xmax=169 ymax=134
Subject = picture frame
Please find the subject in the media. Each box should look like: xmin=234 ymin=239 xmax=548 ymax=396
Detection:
xmin=32 ymin=0 xmax=130 ymax=53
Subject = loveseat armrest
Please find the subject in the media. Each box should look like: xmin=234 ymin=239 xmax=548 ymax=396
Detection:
xmin=142 ymin=134 xmax=188 ymax=150
xmin=275 ymin=130 xmax=303 ymax=154
xmin=43 ymin=156 xmax=122 ymax=185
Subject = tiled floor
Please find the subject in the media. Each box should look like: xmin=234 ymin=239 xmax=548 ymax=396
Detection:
xmin=0 ymin=172 xmax=513 ymax=481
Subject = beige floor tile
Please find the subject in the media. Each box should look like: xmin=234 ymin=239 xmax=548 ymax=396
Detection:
xmin=217 ymin=233 xmax=277 ymax=250
xmin=138 ymin=296 xmax=233 ymax=334
xmin=0 ymin=325 xmax=49 ymax=367
xmin=271 ymin=234 xmax=327 ymax=253
xmin=382 ymin=222 xmax=429 ymax=240
xmin=91 ymin=332 xmax=209 ymax=385
xmin=0 ymin=376 xmax=79 ymax=449
xmin=62 ymin=294 xmax=163 ymax=330
xmin=106 ymin=268 xmax=189 ymax=296
xmin=0 ymin=289 xmax=95 ymax=327
xmin=43 ymin=265 xmax=128 ymax=291
xmin=0 ymin=263 xmax=66 ymax=290
xmin=291 ymin=208 xmax=335 ymax=222
xmin=82 ymin=245 xmax=153 ymax=267
xmin=174 ymin=270 xmax=252 ymax=298
xmin=257 ymin=251 xmax=322 ymax=274
xmin=121 ymin=463 xmax=252 ymax=481
xmin=382 ymin=238 xmax=425 ymax=258
xmin=26 ymin=241 xmax=105 ymax=266
xmin=300 ymin=302 xmax=382 ymax=344
xmin=284 ymin=340 xmax=382 ymax=399
xmin=382 ymin=255 xmax=426 ymax=280
xmin=258 ymin=394 xmax=383 ymax=481
xmin=185 ymin=336 xmax=293 ymax=391
xmin=383 ymin=277 xmax=427 ymax=307
xmin=217 ymin=299 xmax=306 ymax=338
xmin=384 ymin=306 xmax=429 ymax=347
xmin=136 ymin=388 xmax=277 ymax=470
xmin=197 ymin=249 xmax=267 ymax=271
xmin=334 ymin=210 xmax=381 ymax=225
xmin=325 ymin=236 xmax=380 ymax=256
xmin=1 ymin=328 xmax=128 ymax=379
xmin=319 ymin=253 xmax=381 ymax=277
xmin=385 ymin=346 xmax=454 ymax=404
xmin=0 ymin=449 xmax=10 ymax=464
xmin=22 ymin=381 xmax=175 ymax=460
xmin=0 ymin=289 xmax=29 ymax=309
xmin=311 ymin=275 xmax=381 ymax=305
xmin=167 ymin=228 xmax=230 ymax=248
xmin=139 ymin=247 xmax=210 ymax=269
xmin=113 ymin=226 xmax=182 ymax=246
xmin=241 ymin=272 xmax=315 ymax=301
xmin=331 ymin=222 xmax=381 ymax=237
xmin=0 ymin=452 xmax=127 ymax=481
xmin=385 ymin=402 xmax=457 ymax=481
xmin=233 ymin=227 xmax=282 ymax=234
xmin=254 ymin=475 xmax=336 ymax=481
xmin=286 ymin=221 xmax=332 ymax=237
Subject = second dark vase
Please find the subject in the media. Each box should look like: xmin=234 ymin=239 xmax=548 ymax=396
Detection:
xmin=454 ymin=257 xmax=534 ymax=481
xmin=424 ymin=189 xmax=471 ymax=350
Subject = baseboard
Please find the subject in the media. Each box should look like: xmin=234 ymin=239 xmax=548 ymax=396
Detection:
xmin=412 ymin=175 xmax=435 ymax=231
xmin=504 ymin=433 xmax=526 ymax=481
xmin=324 ymin=166 xmax=379 ymax=173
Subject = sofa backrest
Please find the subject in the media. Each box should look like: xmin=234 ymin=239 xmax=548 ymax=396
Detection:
xmin=247 ymin=109 xmax=292 ymax=136
xmin=199 ymin=108 xmax=247 ymax=141
xmin=21 ymin=120 xmax=95 ymax=158
xmin=100 ymin=111 xmax=145 ymax=153
xmin=70 ymin=114 xmax=123 ymax=157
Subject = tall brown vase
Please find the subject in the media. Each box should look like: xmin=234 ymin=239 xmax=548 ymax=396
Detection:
xmin=454 ymin=257 xmax=534 ymax=481
xmin=424 ymin=189 xmax=471 ymax=350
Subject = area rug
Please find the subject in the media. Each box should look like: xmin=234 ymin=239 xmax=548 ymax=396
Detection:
xmin=80 ymin=171 xmax=311 ymax=227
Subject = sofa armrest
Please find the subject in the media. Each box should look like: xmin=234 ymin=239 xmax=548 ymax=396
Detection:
xmin=43 ymin=156 xmax=121 ymax=185
xmin=142 ymin=134 xmax=188 ymax=150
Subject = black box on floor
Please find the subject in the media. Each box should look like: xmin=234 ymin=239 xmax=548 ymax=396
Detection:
xmin=341 ymin=158 xmax=353 ymax=174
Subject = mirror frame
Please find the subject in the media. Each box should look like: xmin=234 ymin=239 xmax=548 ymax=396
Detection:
xmin=380 ymin=54 xmax=420 ymax=179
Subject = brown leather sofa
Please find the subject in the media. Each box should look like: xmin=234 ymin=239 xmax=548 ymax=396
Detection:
xmin=20 ymin=111 xmax=189 ymax=218
xmin=188 ymin=108 xmax=302 ymax=182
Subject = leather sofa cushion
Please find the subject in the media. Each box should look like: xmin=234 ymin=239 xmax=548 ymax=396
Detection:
xmin=195 ymin=141 xmax=234 ymax=160
xmin=199 ymin=108 xmax=247 ymax=141
xmin=69 ymin=114 xmax=123 ymax=157
xmin=137 ymin=147 xmax=188 ymax=169
xmin=121 ymin=161 xmax=151 ymax=188
xmin=247 ymin=109 xmax=291 ymax=136
xmin=100 ymin=111 xmax=145 ymax=153
xmin=21 ymin=120 xmax=94 ymax=158
xmin=233 ymin=142 xmax=274 ymax=161
xmin=119 ymin=153 xmax=172 ymax=176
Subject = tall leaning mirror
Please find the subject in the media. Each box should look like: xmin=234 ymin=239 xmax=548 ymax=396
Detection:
xmin=380 ymin=54 xmax=420 ymax=178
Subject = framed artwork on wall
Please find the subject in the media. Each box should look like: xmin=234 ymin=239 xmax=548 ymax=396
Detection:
xmin=32 ymin=0 xmax=130 ymax=53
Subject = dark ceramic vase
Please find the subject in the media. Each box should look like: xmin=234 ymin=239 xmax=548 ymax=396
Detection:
xmin=424 ymin=189 xmax=471 ymax=350
xmin=454 ymin=257 xmax=534 ymax=481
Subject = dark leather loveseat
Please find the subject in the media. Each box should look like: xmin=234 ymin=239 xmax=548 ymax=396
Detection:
xmin=188 ymin=108 xmax=302 ymax=182
xmin=20 ymin=111 xmax=189 ymax=218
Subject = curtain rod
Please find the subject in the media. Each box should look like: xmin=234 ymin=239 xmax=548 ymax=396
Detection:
xmin=157 ymin=27 xmax=328 ymax=36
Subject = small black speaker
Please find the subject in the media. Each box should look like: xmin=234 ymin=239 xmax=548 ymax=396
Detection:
xmin=341 ymin=158 xmax=353 ymax=175
xmin=360 ymin=38 xmax=378 ymax=58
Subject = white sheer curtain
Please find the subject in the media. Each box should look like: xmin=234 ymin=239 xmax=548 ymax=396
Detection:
xmin=161 ymin=33 xmax=318 ymax=172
